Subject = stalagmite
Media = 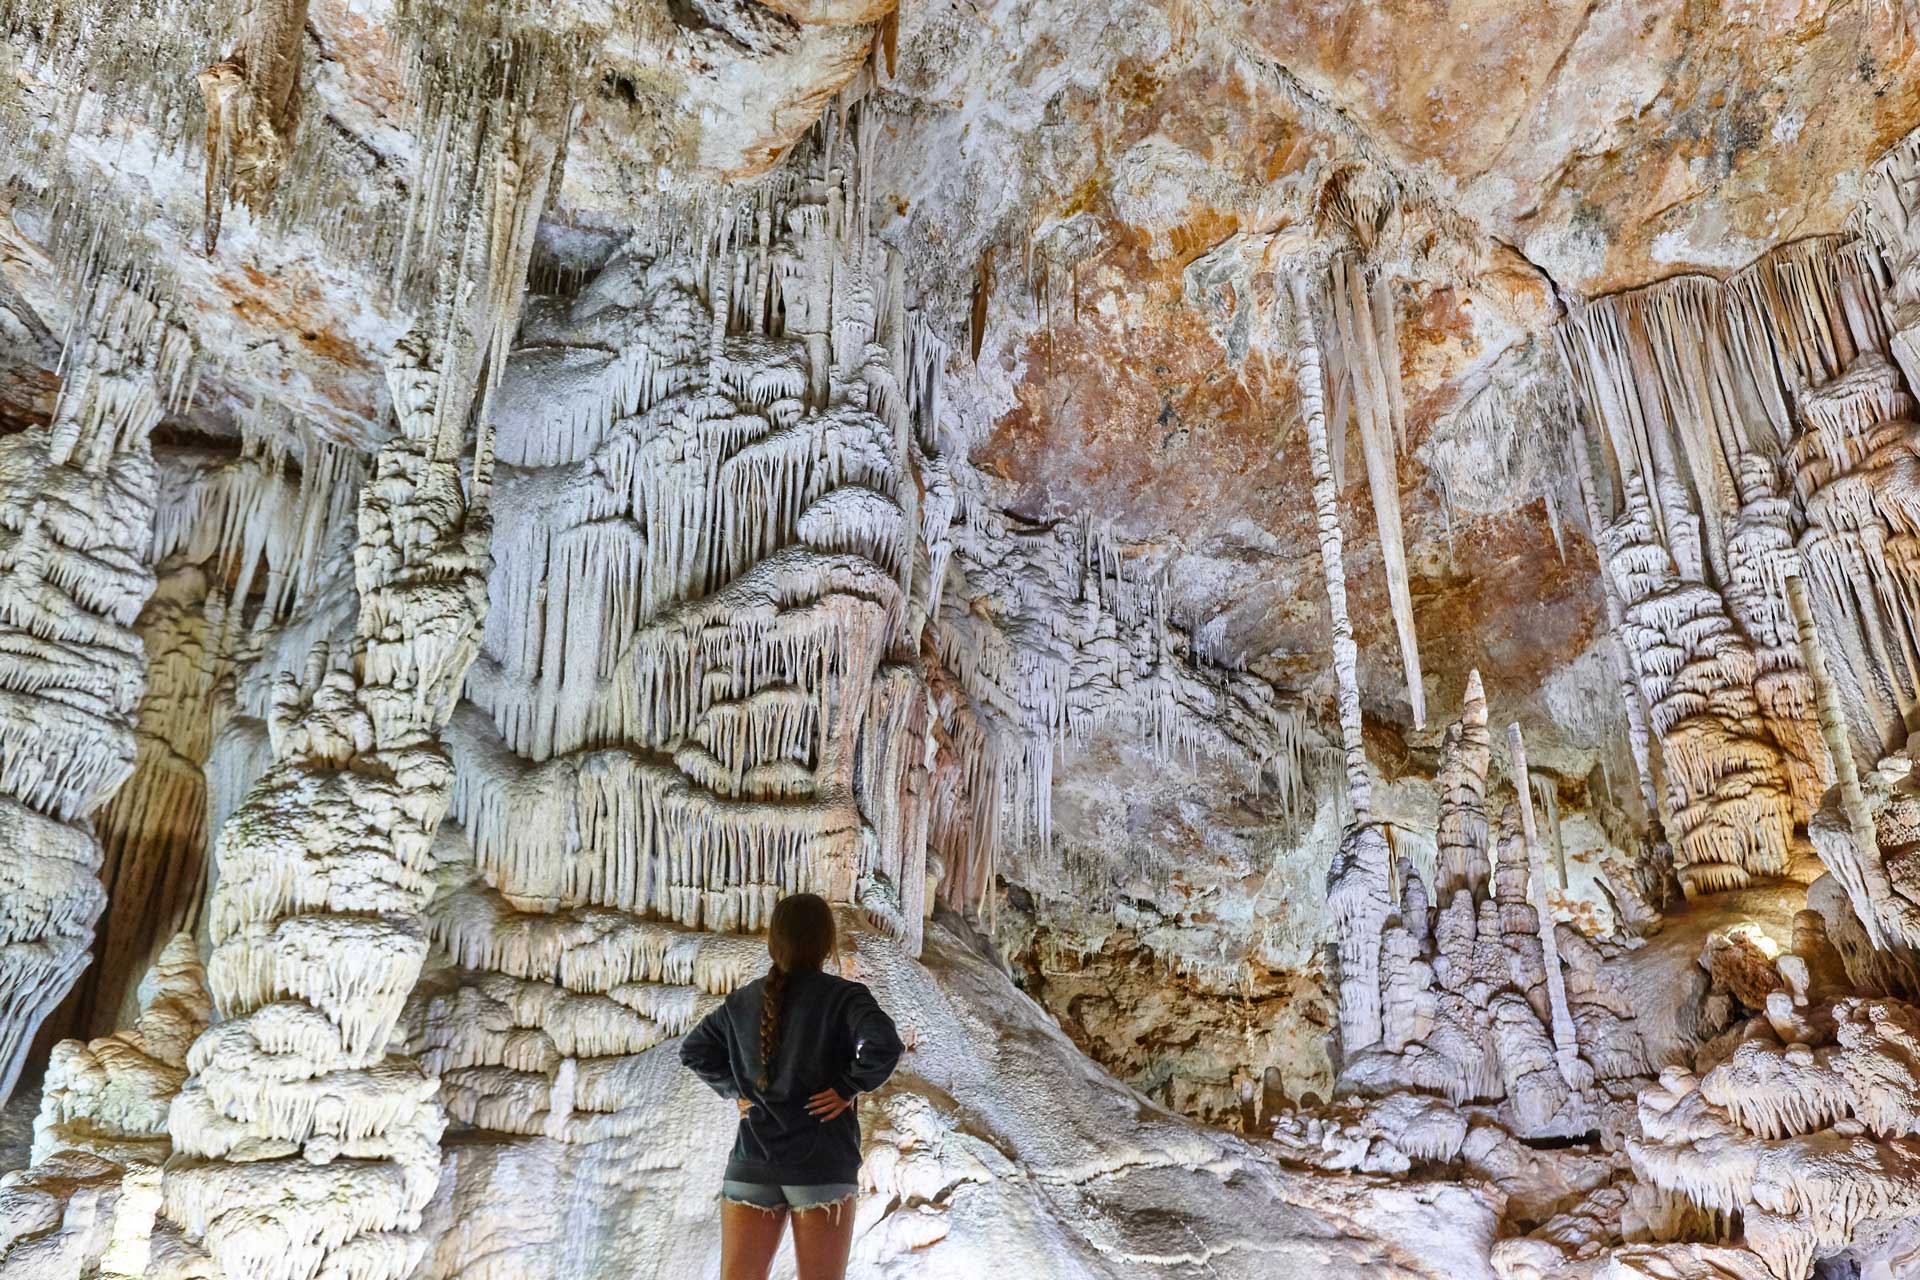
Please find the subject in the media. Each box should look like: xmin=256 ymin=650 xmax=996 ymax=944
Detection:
xmin=34 ymin=933 xmax=211 ymax=1166
xmin=1436 ymin=669 xmax=1491 ymax=899
xmin=1310 ymin=679 xmax=1646 ymax=1147
xmin=76 ymin=434 xmax=365 ymax=1035
xmin=1509 ymin=722 xmax=1586 ymax=1089
xmin=156 ymin=60 xmax=597 ymax=1269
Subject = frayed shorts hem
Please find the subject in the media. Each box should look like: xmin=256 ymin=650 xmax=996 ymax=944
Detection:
xmin=720 ymin=1180 xmax=858 ymax=1218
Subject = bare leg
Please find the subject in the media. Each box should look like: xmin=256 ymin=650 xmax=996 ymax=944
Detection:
xmin=790 ymin=1198 xmax=857 ymax=1280
xmin=721 ymin=1200 xmax=788 ymax=1280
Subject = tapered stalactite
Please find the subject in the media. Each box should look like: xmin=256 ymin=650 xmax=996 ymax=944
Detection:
xmin=198 ymin=0 xmax=313 ymax=254
xmin=1329 ymin=253 xmax=1424 ymax=730
xmin=0 ymin=276 xmax=190 ymax=1104
xmin=1863 ymin=126 xmax=1920 ymax=391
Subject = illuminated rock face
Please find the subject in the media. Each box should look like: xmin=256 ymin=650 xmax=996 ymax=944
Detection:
xmin=12 ymin=5 xmax=1920 ymax=1279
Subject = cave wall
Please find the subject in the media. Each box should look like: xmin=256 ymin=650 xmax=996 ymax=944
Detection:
xmin=4 ymin=2 xmax=1920 ymax=1279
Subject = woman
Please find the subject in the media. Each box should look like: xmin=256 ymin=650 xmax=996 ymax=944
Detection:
xmin=681 ymin=893 xmax=904 ymax=1280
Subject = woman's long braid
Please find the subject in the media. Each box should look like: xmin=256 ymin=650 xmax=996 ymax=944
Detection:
xmin=757 ymin=964 xmax=789 ymax=1090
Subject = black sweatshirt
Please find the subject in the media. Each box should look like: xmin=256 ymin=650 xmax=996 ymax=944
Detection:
xmin=680 ymin=967 xmax=904 ymax=1184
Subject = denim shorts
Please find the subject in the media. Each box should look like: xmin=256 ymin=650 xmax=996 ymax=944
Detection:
xmin=720 ymin=1180 xmax=858 ymax=1215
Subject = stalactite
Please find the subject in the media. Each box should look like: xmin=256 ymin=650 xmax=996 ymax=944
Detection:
xmin=1289 ymin=268 xmax=1393 ymax=1060
xmin=1862 ymin=125 xmax=1920 ymax=391
xmin=198 ymin=0 xmax=313 ymax=254
xmin=1329 ymin=253 xmax=1424 ymax=729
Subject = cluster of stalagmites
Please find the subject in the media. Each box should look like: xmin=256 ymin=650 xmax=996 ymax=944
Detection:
xmin=1484 ymin=884 xmax=1920 ymax=1280
xmin=1287 ymin=676 xmax=1649 ymax=1166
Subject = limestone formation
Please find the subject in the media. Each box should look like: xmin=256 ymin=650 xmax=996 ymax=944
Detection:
xmin=0 ymin=275 xmax=190 ymax=1105
xmin=1597 ymin=475 xmax=1795 ymax=896
xmin=10 ymin=11 xmax=1920 ymax=1280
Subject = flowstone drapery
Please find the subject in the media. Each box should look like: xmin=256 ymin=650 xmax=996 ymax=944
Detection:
xmin=1557 ymin=237 xmax=1896 ymax=892
xmin=0 ymin=275 xmax=190 ymax=1105
xmin=1598 ymin=474 xmax=1796 ymax=896
xmin=422 ymin=167 xmax=932 ymax=1164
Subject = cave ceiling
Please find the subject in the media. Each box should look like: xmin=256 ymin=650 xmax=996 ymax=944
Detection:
xmin=6 ymin=0 xmax=1912 ymax=758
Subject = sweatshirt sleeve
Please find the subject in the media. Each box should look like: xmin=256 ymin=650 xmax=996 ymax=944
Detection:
xmin=832 ymin=985 xmax=904 ymax=1099
xmin=680 ymin=1004 xmax=740 ymax=1099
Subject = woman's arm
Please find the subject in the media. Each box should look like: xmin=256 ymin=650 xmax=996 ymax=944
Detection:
xmin=831 ymin=986 xmax=904 ymax=1099
xmin=679 ymin=1005 xmax=740 ymax=1099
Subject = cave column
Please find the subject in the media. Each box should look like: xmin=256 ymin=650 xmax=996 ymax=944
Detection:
xmin=0 ymin=278 xmax=188 ymax=1103
xmin=159 ymin=41 xmax=567 ymax=1266
xmin=1786 ymin=565 xmax=1901 ymax=951
xmin=159 ymin=330 xmax=492 ymax=1280
xmin=1289 ymin=269 xmax=1392 ymax=1060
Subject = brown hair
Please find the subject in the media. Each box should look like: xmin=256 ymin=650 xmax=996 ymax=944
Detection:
xmin=758 ymin=893 xmax=837 ymax=1089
